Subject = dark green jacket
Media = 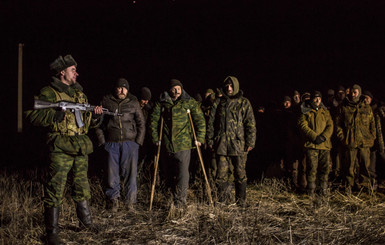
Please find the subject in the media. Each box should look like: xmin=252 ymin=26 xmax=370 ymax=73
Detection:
xmin=149 ymin=89 xmax=206 ymax=153
xmin=335 ymin=97 xmax=376 ymax=148
xmin=26 ymin=77 xmax=100 ymax=155
xmin=298 ymin=102 xmax=333 ymax=150
xmin=207 ymin=76 xmax=256 ymax=156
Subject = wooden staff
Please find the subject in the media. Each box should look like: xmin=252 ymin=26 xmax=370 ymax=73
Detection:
xmin=149 ymin=115 xmax=164 ymax=211
xmin=187 ymin=109 xmax=214 ymax=206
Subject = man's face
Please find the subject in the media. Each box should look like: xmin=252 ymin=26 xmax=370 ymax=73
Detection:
xmin=351 ymin=89 xmax=360 ymax=100
xmin=293 ymin=94 xmax=300 ymax=104
xmin=313 ymin=96 xmax=322 ymax=108
xmin=337 ymin=91 xmax=345 ymax=101
xmin=283 ymin=100 xmax=291 ymax=109
xmin=140 ymin=99 xmax=149 ymax=107
xmin=364 ymin=95 xmax=372 ymax=105
xmin=61 ymin=65 xmax=78 ymax=85
xmin=225 ymin=84 xmax=233 ymax=96
xmin=169 ymin=85 xmax=182 ymax=100
xmin=116 ymin=87 xmax=128 ymax=99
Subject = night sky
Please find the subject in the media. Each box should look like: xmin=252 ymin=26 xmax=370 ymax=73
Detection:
xmin=3 ymin=1 xmax=385 ymax=165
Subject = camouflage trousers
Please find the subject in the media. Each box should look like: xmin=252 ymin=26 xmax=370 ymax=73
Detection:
xmin=306 ymin=149 xmax=330 ymax=188
xmin=216 ymin=155 xmax=246 ymax=185
xmin=44 ymin=152 xmax=91 ymax=207
xmin=344 ymin=147 xmax=372 ymax=187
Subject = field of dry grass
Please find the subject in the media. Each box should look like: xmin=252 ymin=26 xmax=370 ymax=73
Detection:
xmin=1 ymin=168 xmax=385 ymax=245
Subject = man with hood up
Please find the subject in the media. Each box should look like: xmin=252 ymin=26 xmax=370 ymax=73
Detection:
xmin=149 ymin=79 xmax=205 ymax=207
xmin=335 ymin=84 xmax=376 ymax=193
xmin=298 ymin=91 xmax=333 ymax=196
xmin=207 ymin=76 xmax=256 ymax=206
xmin=95 ymin=78 xmax=146 ymax=212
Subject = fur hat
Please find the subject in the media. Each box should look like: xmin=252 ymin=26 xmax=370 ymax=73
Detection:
xmin=301 ymin=92 xmax=311 ymax=101
xmin=170 ymin=79 xmax=183 ymax=89
xmin=116 ymin=78 xmax=129 ymax=91
xmin=49 ymin=55 xmax=77 ymax=74
xmin=140 ymin=87 xmax=152 ymax=100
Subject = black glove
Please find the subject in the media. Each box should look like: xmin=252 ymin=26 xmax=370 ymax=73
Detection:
xmin=54 ymin=111 xmax=65 ymax=123
xmin=314 ymin=135 xmax=326 ymax=144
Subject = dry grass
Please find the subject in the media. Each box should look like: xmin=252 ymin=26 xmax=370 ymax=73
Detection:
xmin=1 ymin=169 xmax=385 ymax=245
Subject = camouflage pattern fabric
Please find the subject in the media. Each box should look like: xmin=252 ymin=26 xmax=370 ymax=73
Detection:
xmin=345 ymin=147 xmax=371 ymax=187
xmin=335 ymin=97 xmax=376 ymax=148
xmin=25 ymin=77 xmax=99 ymax=207
xmin=149 ymin=89 xmax=205 ymax=153
xmin=216 ymin=155 xmax=246 ymax=185
xmin=44 ymin=153 xmax=91 ymax=207
xmin=207 ymin=76 xmax=256 ymax=156
xmin=306 ymin=149 xmax=330 ymax=187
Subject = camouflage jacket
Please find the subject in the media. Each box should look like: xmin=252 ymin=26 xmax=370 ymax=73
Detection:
xmin=374 ymin=105 xmax=385 ymax=152
xmin=207 ymin=77 xmax=256 ymax=156
xmin=95 ymin=92 xmax=145 ymax=146
xmin=149 ymin=89 xmax=206 ymax=153
xmin=298 ymin=102 xmax=333 ymax=150
xmin=26 ymin=77 xmax=100 ymax=155
xmin=335 ymin=97 xmax=376 ymax=148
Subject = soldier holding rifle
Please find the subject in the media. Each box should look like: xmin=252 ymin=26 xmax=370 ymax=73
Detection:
xmin=26 ymin=55 xmax=103 ymax=245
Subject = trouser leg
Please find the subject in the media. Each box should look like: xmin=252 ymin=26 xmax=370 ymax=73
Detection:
xmin=71 ymin=155 xmax=91 ymax=203
xmin=121 ymin=141 xmax=139 ymax=204
xmin=173 ymin=150 xmax=191 ymax=206
xmin=104 ymin=142 xmax=121 ymax=200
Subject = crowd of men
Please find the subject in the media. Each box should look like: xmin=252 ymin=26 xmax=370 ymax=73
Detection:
xmin=26 ymin=54 xmax=385 ymax=245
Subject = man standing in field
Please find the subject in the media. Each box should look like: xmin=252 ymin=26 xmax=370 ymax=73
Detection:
xmin=26 ymin=55 xmax=103 ymax=245
xmin=207 ymin=76 xmax=256 ymax=206
xmin=149 ymin=79 xmax=205 ymax=208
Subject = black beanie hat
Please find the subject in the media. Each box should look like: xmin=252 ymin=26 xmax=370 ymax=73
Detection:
xmin=283 ymin=96 xmax=291 ymax=102
xmin=311 ymin=90 xmax=322 ymax=99
xmin=363 ymin=90 xmax=374 ymax=99
xmin=140 ymin=87 xmax=152 ymax=100
xmin=116 ymin=78 xmax=129 ymax=91
xmin=170 ymin=79 xmax=183 ymax=89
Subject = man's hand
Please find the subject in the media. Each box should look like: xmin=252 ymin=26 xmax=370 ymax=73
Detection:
xmin=196 ymin=141 xmax=202 ymax=147
xmin=314 ymin=135 xmax=326 ymax=144
xmin=245 ymin=146 xmax=253 ymax=152
xmin=94 ymin=106 xmax=103 ymax=115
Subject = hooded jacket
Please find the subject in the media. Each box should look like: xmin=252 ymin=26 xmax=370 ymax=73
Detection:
xmin=207 ymin=76 xmax=256 ymax=156
xmin=149 ymin=89 xmax=205 ymax=153
xmin=298 ymin=101 xmax=333 ymax=150
xmin=95 ymin=92 xmax=146 ymax=146
xmin=335 ymin=96 xmax=376 ymax=148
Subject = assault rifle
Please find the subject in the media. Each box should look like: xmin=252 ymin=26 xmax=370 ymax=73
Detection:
xmin=34 ymin=99 xmax=123 ymax=128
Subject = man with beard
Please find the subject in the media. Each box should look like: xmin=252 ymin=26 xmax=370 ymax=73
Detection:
xmin=149 ymin=79 xmax=205 ymax=208
xmin=95 ymin=78 xmax=145 ymax=211
xmin=298 ymin=91 xmax=333 ymax=196
xmin=336 ymin=84 xmax=376 ymax=193
xmin=207 ymin=76 xmax=256 ymax=206
xmin=26 ymin=55 xmax=103 ymax=244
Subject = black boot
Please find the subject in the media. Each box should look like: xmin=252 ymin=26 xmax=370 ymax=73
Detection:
xmin=44 ymin=206 xmax=62 ymax=245
xmin=235 ymin=182 xmax=247 ymax=207
xmin=76 ymin=200 xmax=99 ymax=233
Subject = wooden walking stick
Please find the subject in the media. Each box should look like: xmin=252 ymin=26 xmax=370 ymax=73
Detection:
xmin=187 ymin=109 xmax=214 ymax=206
xmin=149 ymin=115 xmax=164 ymax=211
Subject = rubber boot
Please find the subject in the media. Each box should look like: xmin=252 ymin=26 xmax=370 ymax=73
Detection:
xmin=76 ymin=200 xmax=99 ymax=233
xmin=44 ymin=206 xmax=62 ymax=245
xmin=235 ymin=181 xmax=247 ymax=207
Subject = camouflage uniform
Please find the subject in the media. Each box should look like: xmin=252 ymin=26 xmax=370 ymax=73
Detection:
xmin=298 ymin=101 xmax=333 ymax=193
xmin=335 ymin=95 xmax=376 ymax=189
xmin=26 ymin=77 xmax=99 ymax=207
xmin=149 ymin=87 xmax=205 ymax=206
xmin=207 ymin=76 xmax=256 ymax=204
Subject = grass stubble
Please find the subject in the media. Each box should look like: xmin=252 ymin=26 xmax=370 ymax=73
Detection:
xmin=1 ymin=169 xmax=385 ymax=245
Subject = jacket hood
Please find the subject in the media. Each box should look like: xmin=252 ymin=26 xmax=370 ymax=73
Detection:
xmin=300 ymin=100 xmax=327 ymax=114
xmin=223 ymin=76 xmax=240 ymax=96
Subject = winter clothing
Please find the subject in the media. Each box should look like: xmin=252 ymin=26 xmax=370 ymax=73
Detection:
xmin=49 ymin=54 xmax=77 ymax=74
xmin=115 ymin=78 xmax=129 ymax=90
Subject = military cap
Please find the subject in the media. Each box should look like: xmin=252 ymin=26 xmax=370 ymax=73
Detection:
xmin=49 ymin=55 xmax=77 ymax=74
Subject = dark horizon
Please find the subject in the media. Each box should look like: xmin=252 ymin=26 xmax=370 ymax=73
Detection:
xmin=3 ymin=1 xmax=385 ymax=150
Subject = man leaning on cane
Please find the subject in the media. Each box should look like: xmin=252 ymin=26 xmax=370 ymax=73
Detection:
xmin=149 ymin=79 xmax=206 ymax=208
